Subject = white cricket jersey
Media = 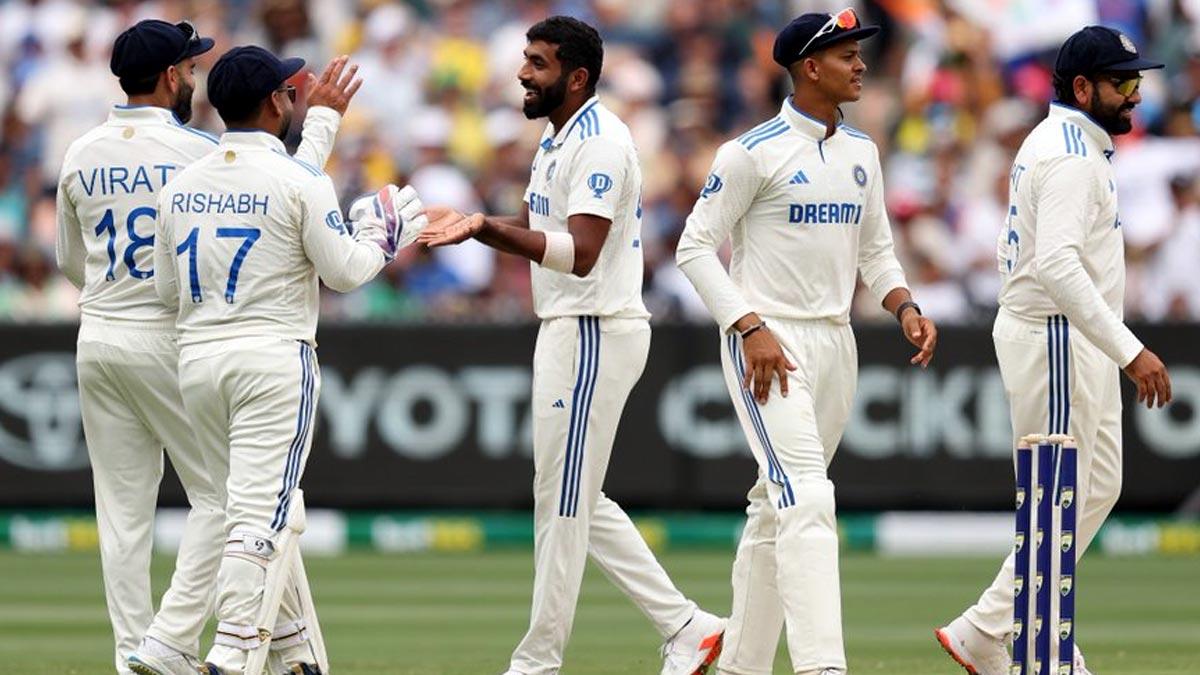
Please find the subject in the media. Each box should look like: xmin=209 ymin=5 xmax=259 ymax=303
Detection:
xmin=524 ymin=96 xmax=649 ymax=320
xmin=676 ymin=98 xmax=907 ymax=331
xmin=154 ymin=130 xmax=385 ymax=347
xmin=997 ymin=103 xmax=1143 ymax=366
xmin=56 ymin=105 xmax=343 ymax=326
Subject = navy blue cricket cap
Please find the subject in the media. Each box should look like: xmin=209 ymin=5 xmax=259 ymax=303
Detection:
xmin=773 ymin=8 xmax=880 ymax=68
xmin=1054 ymin=26 xmax=1164 ymax=79
xmin=207 ymin=46 xmax=305 ymax=116
xmin=110 ymin=19 xmax=215 ymax=80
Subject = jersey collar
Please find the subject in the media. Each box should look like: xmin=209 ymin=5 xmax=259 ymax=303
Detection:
xmin=219 ymin=129 xmax=288 ymax=153
xmin=1048 ymin=102 xmax=1115 ymax=157
xmin=780 ymin=96 xmax=841 ymax=142
xmin=109 ymin=104 xmax=184 ymax=126
xmin=541 ymin=95 xmax=601 ymax=150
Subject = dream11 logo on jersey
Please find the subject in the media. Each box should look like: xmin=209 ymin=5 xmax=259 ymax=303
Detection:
xmin=0 ymin=353 xmax=87 ymax=471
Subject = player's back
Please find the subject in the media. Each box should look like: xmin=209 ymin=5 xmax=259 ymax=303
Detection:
xmin=157 ymin=131 xmax=334 ymax=346
xmin=57 ymin=106 xmax=218 ymax=324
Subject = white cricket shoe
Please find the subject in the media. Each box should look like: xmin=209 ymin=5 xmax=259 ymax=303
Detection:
xmin=934 ymin=616 xmax=1011 ymax=675
xmin=126 ymin=650 xmax=202 ymax=675
xmin=660 ymin=609 xmax=726 ymax=675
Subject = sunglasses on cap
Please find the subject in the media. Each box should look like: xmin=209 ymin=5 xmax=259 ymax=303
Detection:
xmin=1098 ymin=73 xmax=1141 ymax=97
xmin=173 ymin=20 xmax=201 ymax=63
xmin=276 ymin=84 xmax=297 ymax=103
xmin=797 ymin=7 xmax=859 ymax=58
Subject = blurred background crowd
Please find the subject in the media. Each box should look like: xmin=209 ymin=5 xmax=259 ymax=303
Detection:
xmin=1 ymin=0 xmax=1199 ymax=324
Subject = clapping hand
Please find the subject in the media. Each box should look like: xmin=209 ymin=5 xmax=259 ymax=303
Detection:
xmin=418 ymin=207 xmax=485 ymax=247
xmin=306 ymin=55 xmax=362 ymax=115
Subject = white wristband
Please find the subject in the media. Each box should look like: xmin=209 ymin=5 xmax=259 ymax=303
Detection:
xmin=540 ymin=230 xmax=575 ymax=274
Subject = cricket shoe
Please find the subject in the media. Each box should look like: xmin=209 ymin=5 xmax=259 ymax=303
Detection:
xmin=127 ymin=651 xmax=203 ymax=675
xmin=934 ymin=616 xmax=1010 ymax=675
xmin=282 ymin=665 xmax=322 ymax=674
xmin=196 ymin=664 xmax=221 ymax=675
xmin=1074 ymin=645 xmax=1093 ymax=675
xmin=660 ymin=609 xmax=726 ymax=675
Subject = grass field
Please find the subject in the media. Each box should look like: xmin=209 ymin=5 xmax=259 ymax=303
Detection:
xmin=1 ymin=549 xmax=1196 ymax=674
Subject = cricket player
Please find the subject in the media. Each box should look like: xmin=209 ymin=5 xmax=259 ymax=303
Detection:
xmin=152 ymin=45 xmax=424 ymax=675
xmin=418 ymin=16 xmax=725 ymax=675
xmin=676 ymin=10 xmax=938 ymax=675
xmin=54 ymin=20 xmax=355 ymax=675
xmin=935 ymin=26 xmax=1172 ymax=675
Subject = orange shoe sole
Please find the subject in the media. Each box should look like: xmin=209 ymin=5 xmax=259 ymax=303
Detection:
xmin=934 ymin=628 xmax=980 ymax=675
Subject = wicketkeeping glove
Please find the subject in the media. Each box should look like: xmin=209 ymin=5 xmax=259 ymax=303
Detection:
xmin=347 ymin=184 xmax=429 ymax=261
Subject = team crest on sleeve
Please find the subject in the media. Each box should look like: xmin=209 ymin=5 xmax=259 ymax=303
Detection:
xmin=588 ymin=172 xmax=613 ymax=198
xmin=700 ymin=173 xmax=723 ymax=198
xmin=853 ymin=164 xmax=867 ymax=187
xmin=325 ymin=210 xmax=346 ymax=235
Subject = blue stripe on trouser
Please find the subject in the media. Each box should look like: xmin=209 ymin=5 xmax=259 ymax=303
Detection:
xmin=727 ymin=334 xmax=795 ymax=508
xmin=271 ymin=343 xmax=316 ymax=531
xmin=1046 ymin=316 xmax=1071 ymax=435
xmin=559 ymin=317 xmax=600 ymax=518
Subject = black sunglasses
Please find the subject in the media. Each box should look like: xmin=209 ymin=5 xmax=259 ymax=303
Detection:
xmin=276 ymin=84 xmax=297 ymax=103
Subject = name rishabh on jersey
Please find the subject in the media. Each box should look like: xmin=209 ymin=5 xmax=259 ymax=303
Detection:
xmin=56 ymin=105 xmax=219 ymax=325
xmin=154 ymin=130 xmax=386 ymax=347
xmin=677 ymin=98 xmax=907 ymax=330
xmin=523 ymin=96 xmax=650 ymax=320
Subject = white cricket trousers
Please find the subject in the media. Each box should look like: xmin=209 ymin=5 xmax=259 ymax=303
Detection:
xmin=76 ymin=316 xmax=225 ymax=674
xmin=962 ymin=309 xmax=1122 ymax=639
xmin=509 ymin=316 xmax=697 ymax=675
xmin=716 ymin=318 xmax=857 ymax=675
xmin=178 ymin=337 xmax=322 ymax=673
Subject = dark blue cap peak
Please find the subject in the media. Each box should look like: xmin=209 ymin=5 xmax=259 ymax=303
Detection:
xmin=773 ymin=9 xmax=880 ymax=68
xmin=111 ymin=19 xmax=214 ymax=80
xmin=207 ymin=45 xmax=305 ymax=118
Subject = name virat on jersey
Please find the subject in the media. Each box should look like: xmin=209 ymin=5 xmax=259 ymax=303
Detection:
xmin=77 ymin=164 xmax=181 ymax=196
xmin=170 ymin=191 xmax=270 ymax=215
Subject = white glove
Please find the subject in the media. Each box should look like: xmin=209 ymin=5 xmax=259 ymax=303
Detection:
xmin=347 ymin=184 xmax=429 ymax=261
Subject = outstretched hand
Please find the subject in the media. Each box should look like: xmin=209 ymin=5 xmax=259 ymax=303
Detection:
xmin=418 ymin=206 xmax=485 ymax=247
xmin=306 ymin=55 xmax=362 ymax=115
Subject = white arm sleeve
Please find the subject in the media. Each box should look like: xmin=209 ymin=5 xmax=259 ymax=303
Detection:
xmin=54 ymin=174 xmax=85 ymax=289
xmin=675 ymin=142 xmax=760 ymax=333
xmin=292 ymin=106 xmax=341 ymax=170
xmin=1033 ymin=155 xmax=1143 ymax=366
xmin=153 ymin=191 xmax=180 ymax=311
xmin=300 ymin=175 xmax=386 ymax=292
xmin=857 ymin=146 xmax=908 ymax=302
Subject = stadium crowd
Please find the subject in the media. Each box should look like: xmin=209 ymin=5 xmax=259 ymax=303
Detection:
xmin=1 ymin=0 xmax=1198 ymax=324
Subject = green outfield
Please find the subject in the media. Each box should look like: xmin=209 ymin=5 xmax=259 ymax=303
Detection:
xmin=1 ymin=549 xmax=1196 ymax=674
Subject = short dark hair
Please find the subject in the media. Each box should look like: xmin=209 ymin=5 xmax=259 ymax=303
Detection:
xmin=216 ymin=98 xmax=267 ymax=127
xmin=119 ymin=71 xmax=162 ymax=96
xmin=526 ymin=16 xmax=603 ymax=93
xmin=1052 ymin=71 xmax=1078 ymax=105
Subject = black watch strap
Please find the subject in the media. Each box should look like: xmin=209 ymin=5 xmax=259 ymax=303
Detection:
xmin=895 ymin=300 xmax=921 ymax=321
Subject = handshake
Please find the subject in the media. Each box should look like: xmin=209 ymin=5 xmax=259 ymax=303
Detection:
xmin=347 ymin=185 xmax=484 ymax=260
